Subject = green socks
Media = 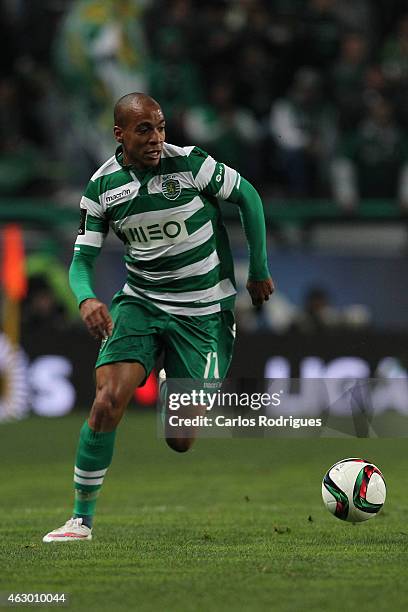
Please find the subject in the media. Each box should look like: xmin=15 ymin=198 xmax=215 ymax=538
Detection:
xmin=73 ymin=421 xmax=116 ymax=527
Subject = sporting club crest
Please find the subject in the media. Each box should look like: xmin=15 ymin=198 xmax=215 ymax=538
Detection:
xmin=161 ymin=175 xmax=181 ymax=200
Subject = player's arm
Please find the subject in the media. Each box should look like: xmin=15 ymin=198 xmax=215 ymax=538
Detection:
xmin=189 ymin=147 xmax=274 ymax=306
xmin=69 ymin=183 xmax=113 ymax=340
xmin=227 ymin=177 xmax=274 ymax=306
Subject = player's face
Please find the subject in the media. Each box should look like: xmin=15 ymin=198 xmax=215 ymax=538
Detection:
xmin=114 ymin=103 xmax=165 ymax=170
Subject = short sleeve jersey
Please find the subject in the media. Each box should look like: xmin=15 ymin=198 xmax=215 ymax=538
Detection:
xmin=74 ymin=143 xmax=241 ymax=316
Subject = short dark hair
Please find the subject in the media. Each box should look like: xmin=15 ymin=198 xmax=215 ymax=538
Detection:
xmin=114 ymin=92 xmax=161 ymax=127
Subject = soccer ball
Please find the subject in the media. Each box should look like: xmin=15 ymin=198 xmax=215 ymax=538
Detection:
xmin=322 ymin=458 xmax=386 ymax=523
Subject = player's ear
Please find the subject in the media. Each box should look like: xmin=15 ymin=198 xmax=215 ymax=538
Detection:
xmin=114 ymin=126 xmax=123 ymax=143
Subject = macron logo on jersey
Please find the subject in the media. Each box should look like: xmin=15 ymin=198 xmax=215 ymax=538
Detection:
xmin=106 ymin=188 xmax=131 ymax=203
xmin=101 ymin=183 xmax=139 ymax=208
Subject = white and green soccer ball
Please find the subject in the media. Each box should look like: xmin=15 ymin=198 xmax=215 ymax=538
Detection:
xmin=322 ymin=458 xmax=386 ymax=523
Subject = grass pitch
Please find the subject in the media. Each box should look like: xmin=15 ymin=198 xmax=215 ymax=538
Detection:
xmin=0 ymin=412 xmax=407 ymax=612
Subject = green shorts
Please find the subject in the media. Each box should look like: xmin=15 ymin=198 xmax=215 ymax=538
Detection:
xmin=95 ymin=292 xmax=235 ymax=382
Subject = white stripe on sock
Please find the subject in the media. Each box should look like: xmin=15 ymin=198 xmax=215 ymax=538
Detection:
xmin=74 ymin=475 xmax=105 ymax=486
xmin=74 ymin=467 xmax=108 ymax=478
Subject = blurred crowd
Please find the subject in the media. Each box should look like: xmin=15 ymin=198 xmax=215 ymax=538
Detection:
xmin=235 ymin=283 xmax=372 ymax=334
xmin=1 ymin=0 xmax=408 ymax=209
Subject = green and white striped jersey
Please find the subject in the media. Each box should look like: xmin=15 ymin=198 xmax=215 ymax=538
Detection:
xmin=74 ymin=143 xmax=241 ymax=316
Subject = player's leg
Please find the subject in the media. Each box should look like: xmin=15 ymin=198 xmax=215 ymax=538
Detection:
xmin=160 ymin=368 xmax=207 ymax=453
xmin=43 ymin=293 xmax=162 ymax=542
xmin=162 ymin=310 xmax=236 ymax=453
xmin=71 ymin=361 xmax=146 ymax=523
xmin=89 ymin=362 xmax=146 ymax=431
xmin=42 ymin=362 xmax=145 ymax=542
xmin=71 ymin=297 xmax=162 ymax=527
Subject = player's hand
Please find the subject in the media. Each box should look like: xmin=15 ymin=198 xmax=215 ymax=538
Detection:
xmin=79 ymin=298 xmax=114 ymax=340
xmin=246 ymin=278 xmax=275 ymax=307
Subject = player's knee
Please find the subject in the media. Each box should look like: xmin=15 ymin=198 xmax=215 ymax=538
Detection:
xmin=90 ymin=387 xmax=124 ymax=430
xmin=165 ymin=437 xmax=194 ymax=453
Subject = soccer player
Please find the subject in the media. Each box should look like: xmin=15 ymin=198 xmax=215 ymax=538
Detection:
xmin=43 ymin=93 xmax=274 ymax=542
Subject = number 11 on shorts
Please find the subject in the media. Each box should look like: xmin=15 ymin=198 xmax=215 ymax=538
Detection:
xmin=204 ymin=352 xmax=219 ymax=378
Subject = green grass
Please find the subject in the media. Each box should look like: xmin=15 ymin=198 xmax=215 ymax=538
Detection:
xmin=0 ymin=413 xmax=407 ymax=611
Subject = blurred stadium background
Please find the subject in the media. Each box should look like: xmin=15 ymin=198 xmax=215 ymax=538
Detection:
xmin=2 ymin=4 xmax=408 ymax=610
xmin=1 ymin=0 xmax=408 ymax=420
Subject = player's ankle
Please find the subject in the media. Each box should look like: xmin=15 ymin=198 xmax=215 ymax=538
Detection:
xmin=73 ymin=514 xmax=93 ymax=529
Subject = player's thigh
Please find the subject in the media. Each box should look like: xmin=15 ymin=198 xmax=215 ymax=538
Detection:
xmin=88 ymin=362 xmax=146 ymax=432
xmin=164 ymin=310 xmax=235 ymax=379
xmin=90 ymin=362 xmax=147 ymax=431
xmin=95 ymin=361 xmax=147 ymax=408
